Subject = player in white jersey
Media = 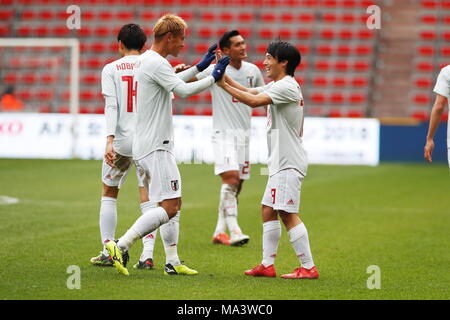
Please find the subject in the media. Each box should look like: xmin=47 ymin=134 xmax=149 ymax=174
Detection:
xmin=195 ymin=30 xmax=265 ymax=246
xmin=104 ymin=14 xmax=230 ymax=276
xmin=89 ymin=24 xmax=161 ymax=269
xmin=217 ymin=41 xmax=319 ymax=279
xmin=424 ymin=65 xmax=450 ymax=168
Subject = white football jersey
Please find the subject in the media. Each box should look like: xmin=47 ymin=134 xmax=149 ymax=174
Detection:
xmin=101 ymin=55 xmax=139 ymax=156
xmin=433 ymin=65 xmax=450 ymax=147
xmin=132 ymin=50 xmax=184 ymax=160
xmin=257 ymin=76 xmax=308 ymax=177
xmin=197 ymin=61 xmax=265 ymax=131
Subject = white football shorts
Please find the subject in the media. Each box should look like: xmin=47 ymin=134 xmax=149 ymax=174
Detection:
xmin=102 ymin=153 xmax=145 ymax=188
xmin=134 ymin=150 xmax=182 ymax=203
xmin=212 ymin=130 xmax=250 ymax=180
xmin=261 ymin=168 xmax=304 ymax=213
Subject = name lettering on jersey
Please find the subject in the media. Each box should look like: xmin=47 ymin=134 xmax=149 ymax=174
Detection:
xmin=116 ymin=62 xmax=135 ymax=71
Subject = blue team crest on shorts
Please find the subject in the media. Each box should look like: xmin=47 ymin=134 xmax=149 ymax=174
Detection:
xmin=171 ymin=180 xmax=179 ymax=191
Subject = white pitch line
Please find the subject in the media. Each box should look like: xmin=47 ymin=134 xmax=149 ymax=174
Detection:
xmin=0 ymin=195 xmax=19 ymax=205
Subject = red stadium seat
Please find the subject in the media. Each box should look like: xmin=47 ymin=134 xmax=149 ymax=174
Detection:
xmin=52 ymin=26 xmax=70 ymax=36
xmin=296 ymin=44 xmax=310 ymax=55
xmin=0 ymin=9 xmax=13 ymax=20
xmin=141 ymin=10 xmax=154 ymax=20
xmin=296 ymin=29 xmax=312 ymax=39
xmin=440 ymin=46 xmax=450 ymax=57
xmin=310 ymin=93 xmax=326 ymax=104
xmin=312 ymin=76 xmax=328 ymax=87
xmin=238 ymin=12 xmax=253 ymax=23
xmin=183 ymin=107 xmax=198 ymax=115
xmin=16 ymin=89 xmax=32 ymax=101
xmin=94 ymin=107 xmax=105 ymax=114
xmin=280 ymin=13 xmax=294 ymax=23
xmin=328 ymin=109 xmax=342 ymax=117
xmin=332 ymin=76 xmax=347 ymax=87
xmin=22 ymin=73 xmax=37 ymax=84
xmin=414 ymin=94 xmax=431 ymax=105
xmin=261 ymin=13 xmax=276 ymax=23
xmin=178 ymin=11 xmax=193 ymax=21
xmin=322 ymin=13 xmax=338 ymax=24
xmin=278 ymin=29 xmax=292 ymax=39
xmin=201 ymin=107 xmax=213 ymax=116
xmin=420 ymin=30 xmax=437 ymax=41
xmin=21 ymin=9 xmax=36 ymax=20
xmin=82 ymin=74 xmax=99 ymax=85
xmin=91 ymin=42 xmax=107 ymax=53
xmin=416 ymin=61 xmax=434 ymax=72
xmin=39 ymin=106 xmax=51 ymax=113
xmin=256 ymin=43 xmax=267 ymax=55
xmin=198 ymin=27 xmax=213 ymax=38
xmin=358 ymin=29 xmax=373 ymax=40
xmin=16 ymin=25 xmax=32 ymax=36
xmin=347 ymin=109 xmax=364 ymax=118
xmin=315 ymin=60 xmax=331 ymax=71
xmin=39 ymin=10 xmax=54 ymax=20
xmin=200 ymin=12 xmax=215 ymax=22
xmin=99 ymin=11 xmax=114 ymax=20
xmin=355 ymin=45 xmax=372 ymax=56
xmin=0 ymin=24 xmax=10 ymax=36
xmin=351 ymin=76 xmax=368 ymax=87
xmin=353 ymin=61 xmax=370 ymax=72
xmin=339 ymin=29 xmax=354 ymax=40
xmin=335 ymin=61 xmax=350 ymax=72
xmin=116 ymin=11 xmax=134 ymax=20
xmin=421 ymin=14 xmax=437 ymax=24
xmin=3 ymin=73 xmax=18 ymax=84
xmin=298 ymin=13 xmax=314 ymax=23
xmin=195 ymin=43 xmax=209 ymax=55
xmin=78 ymin=26 xmax=92 ymax=37
xmin=330 ymin=93 xmax=345 ymax=104
xmin=421 ymin=0 xmax=437 ymax=9
xmin=36 ymin=89 xmax=54 ymax=101
xmin=415 ymin=77 xmax=432 ymax=89
xmin=95 ymin=26 xmax=110 ymax=37
xmin=81 ymin=10 xmax=95 ymax=20
xmin=58 ymin=107 xmax=70 ymax=114
xmin=341 ymin=13 xmax=357 ymax=24
xmin=35 ymin=25 xmax=50 ymax=37
xmin=259 ymin=29 xmax=274 ymax=39
xmin=349 ymin=93 xmax=366 ymax=104
xmin=337 ymin=45 xmax=351 ymax=56
xmin=41 ymin=73 xmax=57 ymax=84
xmin=80 ymin=90 xmax=97 ymax=101
xmin=317 ymin=44 xmax=333 ymax=55
xmin=320 ymin=29 xmax=335 ymax=40
xmin=411 ymin=111 xmax=428 ymax=121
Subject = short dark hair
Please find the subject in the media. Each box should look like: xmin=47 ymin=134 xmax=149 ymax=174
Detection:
xmin=267 ymin=41 xmax=301 ymax=76
xmin=219 ymin=30 xmax=241 ymax=50
xmin=117 ymin=23 xmax=147 ymax=50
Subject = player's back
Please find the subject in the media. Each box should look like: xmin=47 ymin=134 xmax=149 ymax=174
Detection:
xmin=101 ymin=54 xmax=140 ymax=156
xmin=132 ymin=49 xmax=175 ymax=161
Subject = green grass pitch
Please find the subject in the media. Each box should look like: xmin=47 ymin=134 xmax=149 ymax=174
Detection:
xmin=0 ymin=159 xmax=448 ymax=300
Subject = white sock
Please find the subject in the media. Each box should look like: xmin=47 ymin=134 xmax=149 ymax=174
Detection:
xmin=117 ymin=206 xmax=169 ymax=252
xmin=213 ymin=202 xmax=226 ymax=237
xmin=160 ymin=212 xmax=181 ymax=266
xmin=99 ymin=196 xmax=117 ymax=255
xmin=221 ymin=184 xmax=242 ymax=236
xmin=288 ymin=223 xmax=315 ymax=269
xmin=261 ymin=220 xmax=281 ymax=267
xmin=140 ymin=201 xmax=158 ymax=261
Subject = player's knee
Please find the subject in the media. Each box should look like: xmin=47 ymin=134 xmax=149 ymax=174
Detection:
xmin=102 ymin=184 xmax=119 ymax=198
xmin=221 ymin=171 xmax=240 ymax=186
xmin=160 ymin=199 xmax=180 ymax=218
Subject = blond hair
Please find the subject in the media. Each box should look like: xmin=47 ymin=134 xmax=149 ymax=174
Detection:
xmin=153 ymin=14 xmax=187 ymax=40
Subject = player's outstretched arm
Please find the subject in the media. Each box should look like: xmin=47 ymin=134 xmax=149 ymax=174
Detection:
xmin=223 ymin=74 xmax=260 ymax=95
xmin=217 ymin=77 xmax=272 ymax=108
xmin=424 ymin=94 xmax=447 ymax=163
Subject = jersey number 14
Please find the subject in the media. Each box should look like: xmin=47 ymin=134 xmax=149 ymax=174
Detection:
xmin=121 ymin=76 xmax=137 ymax=112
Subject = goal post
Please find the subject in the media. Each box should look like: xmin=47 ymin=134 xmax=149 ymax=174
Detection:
xmin=0 ymin=38 xmax=80 ymax=115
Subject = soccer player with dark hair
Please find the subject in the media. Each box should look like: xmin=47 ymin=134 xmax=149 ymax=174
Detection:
xmin=90 ymin=23 xmax=160 ymax=268
xmin=217 ymin=41 xmax=319 ymax=279
xmin=424 ymin=65 xmax=450 ymax=168
xmin=104 ymin=14 xmax=229 ymax=276
xmin=194 ymin=30 xmax=265 ymax=246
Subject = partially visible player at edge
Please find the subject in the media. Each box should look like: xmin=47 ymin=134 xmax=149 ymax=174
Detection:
xmin=195 ymin=30 xmax=265 ymax=246
xmin=217 ymin=41 xmax=319 ymax=279
xmin=424 ymin=65 xmax=450 ymax=168
xmin=90 ymin=24 xmax=160 ymax=269
xmin=104 ymin=14 xmax=230 ymax=276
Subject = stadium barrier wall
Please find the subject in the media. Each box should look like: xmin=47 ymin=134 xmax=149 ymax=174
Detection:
xmin=0 ymin=114 xmax=380 ymax=165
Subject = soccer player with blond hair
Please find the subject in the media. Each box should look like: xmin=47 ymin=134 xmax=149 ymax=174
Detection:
xmin=105 ymin=14 xmax=230 ymax=276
